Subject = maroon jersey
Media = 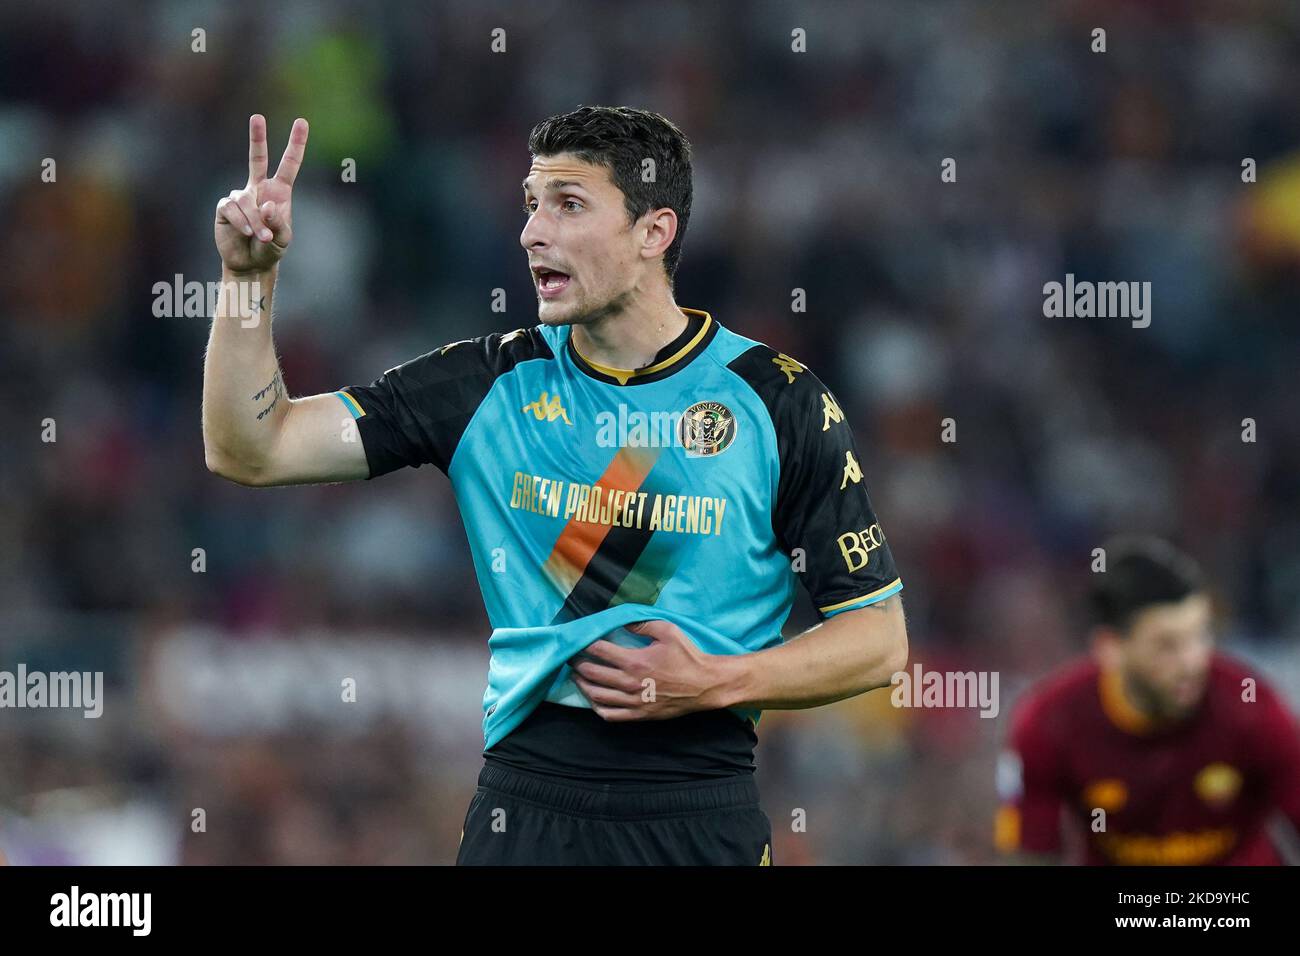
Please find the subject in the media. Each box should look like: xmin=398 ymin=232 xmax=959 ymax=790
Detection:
xmin=995 ymin=653 xmax=1300 ymax=865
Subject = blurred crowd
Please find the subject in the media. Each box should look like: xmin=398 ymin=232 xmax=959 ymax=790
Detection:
xmin=2 ymin=0 xmax=1300 ymax=864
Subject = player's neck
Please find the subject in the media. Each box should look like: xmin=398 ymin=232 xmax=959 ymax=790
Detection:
xmin=570 ymin=294 xmax=688 ymax=372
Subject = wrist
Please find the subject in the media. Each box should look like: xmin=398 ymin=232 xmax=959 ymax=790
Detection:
xmin=708 ymin=651 xmax=756 ymax=711
xmin=222 ymin=262 xmax=277 ymax=282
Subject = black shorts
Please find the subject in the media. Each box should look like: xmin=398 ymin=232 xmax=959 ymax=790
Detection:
xmin=455 ymin=762 xmax=774 ymax=866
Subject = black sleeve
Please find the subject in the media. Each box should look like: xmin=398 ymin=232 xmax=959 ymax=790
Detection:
xmin=728 ymin=345 xmax=903 ymax=618
xmin=334 ymin=327 xmax=553 ymax=478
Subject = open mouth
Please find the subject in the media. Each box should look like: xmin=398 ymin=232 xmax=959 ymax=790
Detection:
xmin=532 ymin=266 xmax=572 ymax=298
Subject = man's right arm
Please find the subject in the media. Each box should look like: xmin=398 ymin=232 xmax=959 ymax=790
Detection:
xmin=202 ymin=114 xmax=369 ymax=488
xmin=203 ymin=263 xmax=369 ymax=486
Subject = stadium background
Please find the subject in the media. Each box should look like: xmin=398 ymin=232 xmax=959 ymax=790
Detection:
xmin=2 ymin=0 xmax=1299 ymax=864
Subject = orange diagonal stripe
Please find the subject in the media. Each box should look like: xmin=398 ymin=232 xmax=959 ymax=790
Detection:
xmin=543 ymin=446 xmax=660 ymax=594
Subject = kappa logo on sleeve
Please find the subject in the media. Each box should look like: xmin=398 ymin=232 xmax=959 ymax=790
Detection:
xmin=438 ymin=338 xmax=474 ymax=355
xmin=821 ymin=392 xmax=844 ymax=431
xmin=772 ymin=353 xmax=805 ymax=384
xmin=839 ymin=449 xmax=862 ymax=490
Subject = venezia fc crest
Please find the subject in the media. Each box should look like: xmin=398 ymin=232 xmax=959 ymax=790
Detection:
xmin=679 ymin=401 xmax=737 ymax=457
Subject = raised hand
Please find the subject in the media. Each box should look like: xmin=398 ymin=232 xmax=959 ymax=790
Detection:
xmin=214 ymin=114 xmax=309 ymax=274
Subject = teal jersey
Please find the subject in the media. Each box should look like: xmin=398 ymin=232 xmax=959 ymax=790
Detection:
xmin=336 ymin=309 xmax=903 ymax=749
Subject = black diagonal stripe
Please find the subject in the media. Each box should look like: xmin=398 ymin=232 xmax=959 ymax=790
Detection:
xmin=550 ymin=519 xmax=659 ymax=625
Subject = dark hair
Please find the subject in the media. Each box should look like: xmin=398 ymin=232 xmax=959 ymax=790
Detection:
xmin=1089 ymin=536 xmax=1205 ymax=632
xmin=527 ymin=105 xmax=693 ymax=283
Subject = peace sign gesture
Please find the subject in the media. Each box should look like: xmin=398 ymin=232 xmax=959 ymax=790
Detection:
xmin=215 ymin=114 xmax=309 ymax=275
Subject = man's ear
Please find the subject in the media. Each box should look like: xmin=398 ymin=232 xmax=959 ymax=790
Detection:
xmin=639 ymin=207 xmax=677 ymax=262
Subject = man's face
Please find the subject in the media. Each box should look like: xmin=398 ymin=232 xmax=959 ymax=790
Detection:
xmin=1105 ymin=592 xmax=1214 ymax=719
xmin=519 ymin=153 xmax=644 ymax=327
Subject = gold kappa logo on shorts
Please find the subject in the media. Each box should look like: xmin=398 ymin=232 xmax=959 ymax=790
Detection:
xmin=759 ymin=843 xmax=771 ymax=866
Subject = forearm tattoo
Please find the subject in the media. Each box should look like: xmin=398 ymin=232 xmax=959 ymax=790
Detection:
xmin=252 ymin=370 xmax=284 ymax=421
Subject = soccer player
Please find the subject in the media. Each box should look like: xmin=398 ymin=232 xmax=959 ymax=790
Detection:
xmin=995 ymin=536 xmax=1300 ymax=865
xmin=202 ymin=106 xmax=908 ymax=865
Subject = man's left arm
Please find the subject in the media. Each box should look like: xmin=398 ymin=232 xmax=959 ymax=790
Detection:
xmin=712 ymin=596 xmax=907 ymax=711
xmin=717 ymin=351 xmax=909 ymax=711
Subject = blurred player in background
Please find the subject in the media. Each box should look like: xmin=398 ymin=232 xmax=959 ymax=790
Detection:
xmin=201 ymin=106 xmax=908 ymax=865
xmin=996 ymin=536 xmax=1300 ymax=864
